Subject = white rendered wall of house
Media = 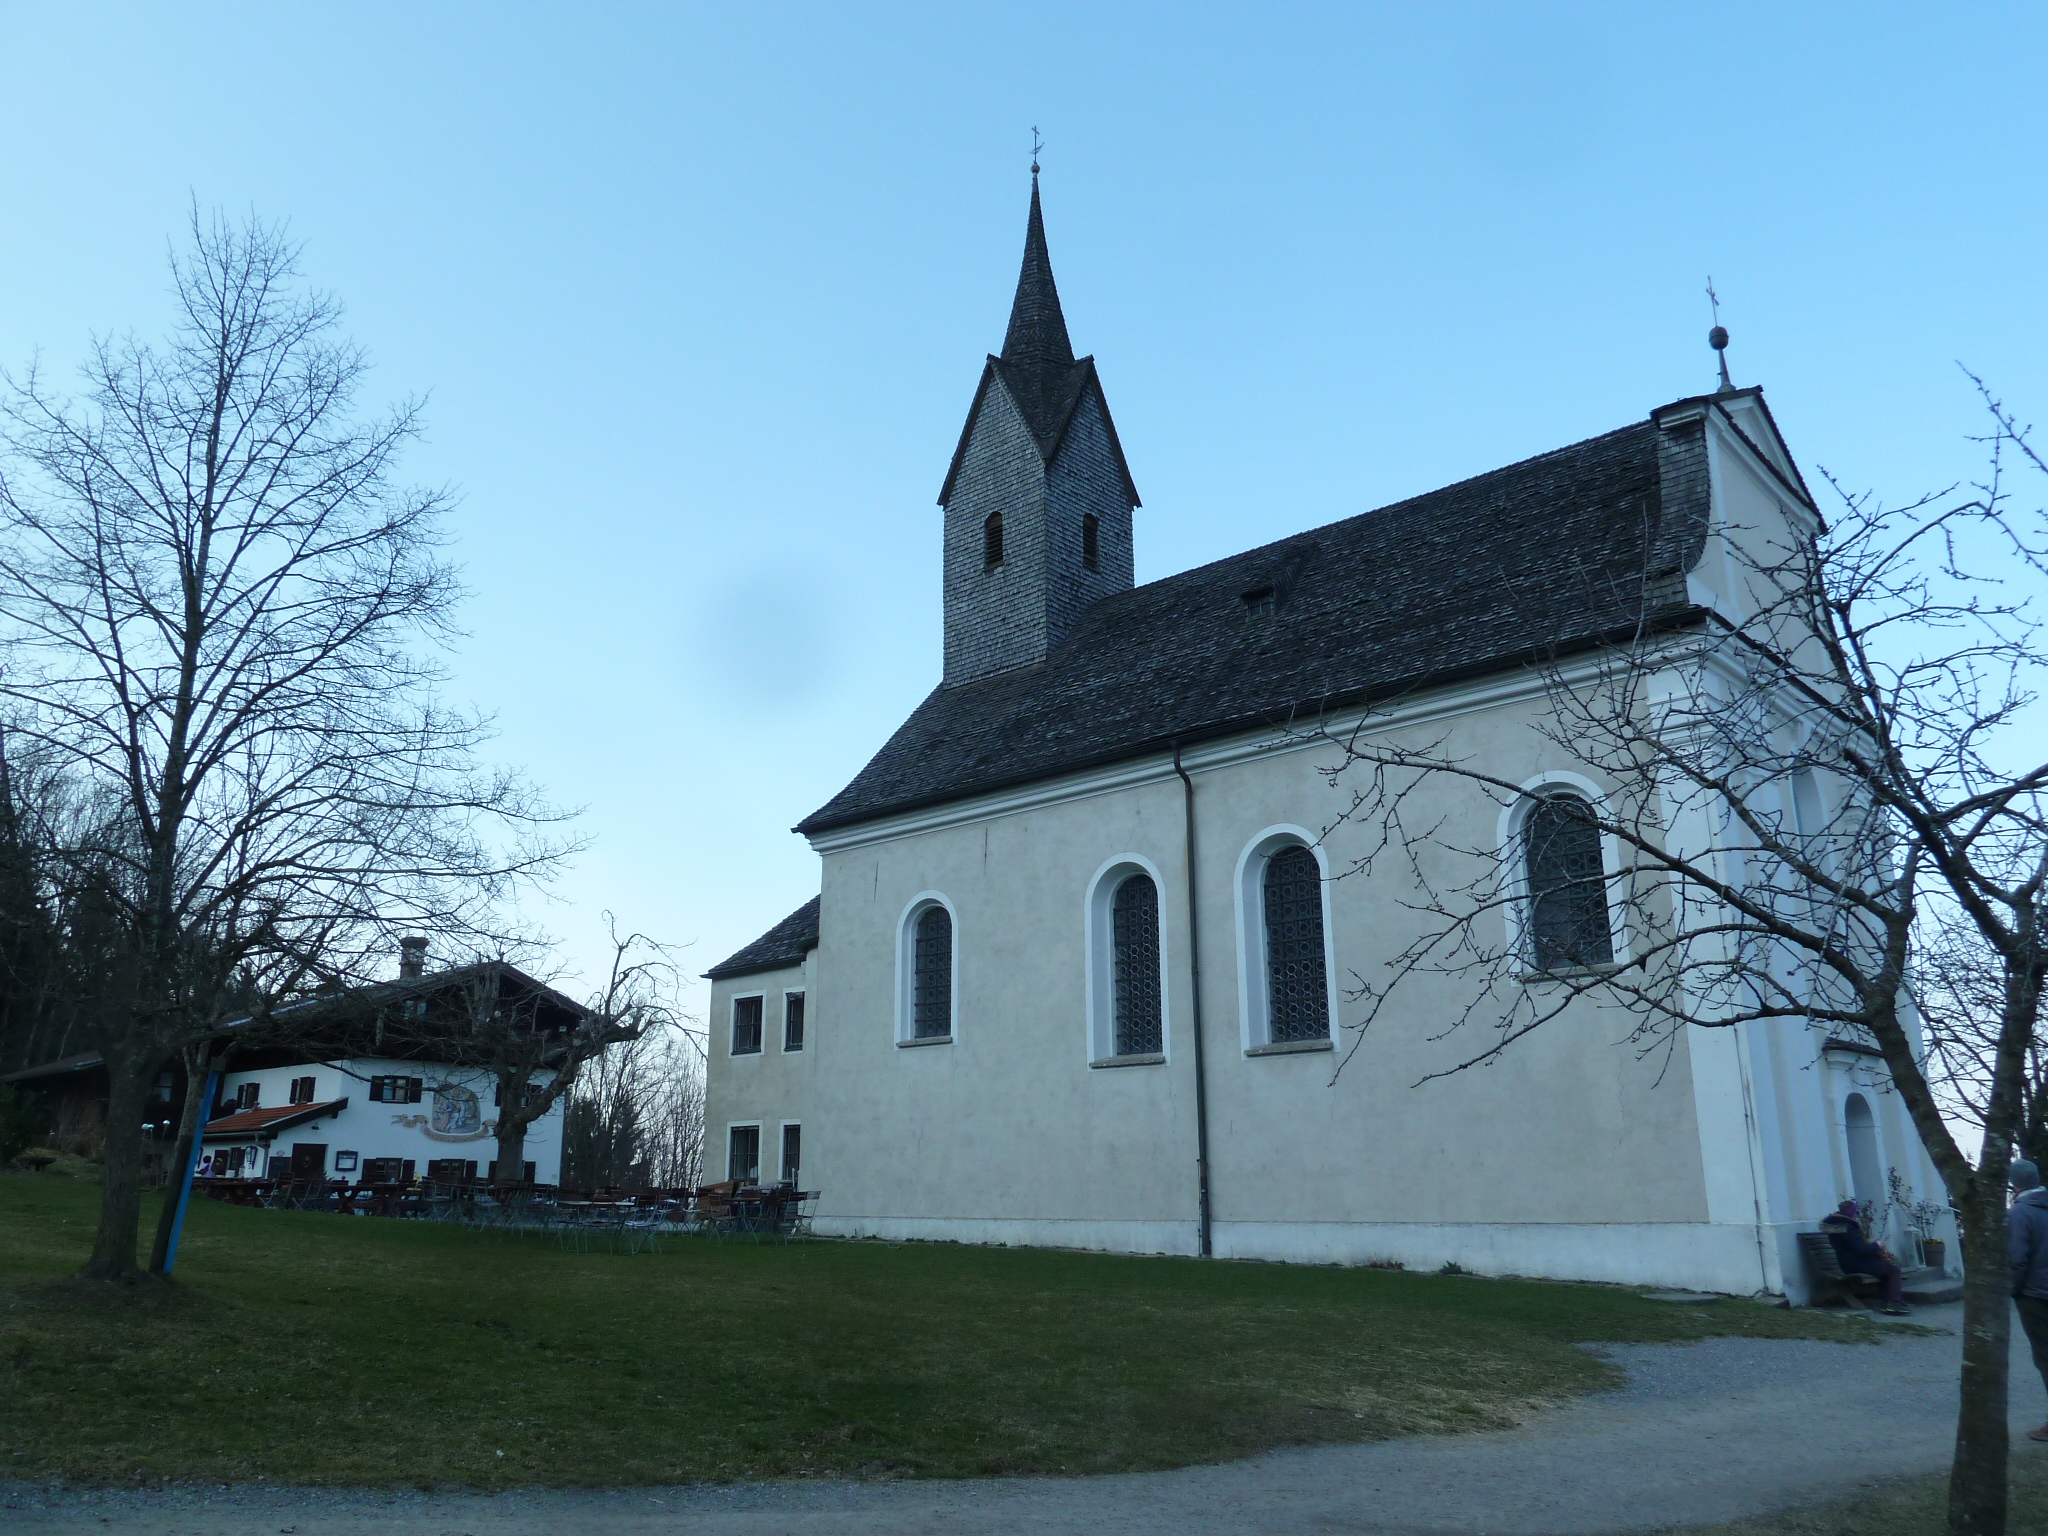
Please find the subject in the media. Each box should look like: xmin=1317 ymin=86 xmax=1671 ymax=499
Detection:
xmin=803 ymin=679 xmax=1731 ymax=1288
xmin=704 ymin=952 xmax=815 ymax=1183
xmin=209 ymin=1058 xmax=565 ymax=1182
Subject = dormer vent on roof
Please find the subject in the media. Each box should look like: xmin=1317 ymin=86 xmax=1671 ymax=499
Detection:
xmin=938 ymin=175 xmax=1141 ymax=687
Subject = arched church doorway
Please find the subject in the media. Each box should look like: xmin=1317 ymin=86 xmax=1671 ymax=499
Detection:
xmin=1844 ymin=1093 xmax=1883 ymax=1211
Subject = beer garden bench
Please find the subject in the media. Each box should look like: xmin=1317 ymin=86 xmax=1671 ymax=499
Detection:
xmin=1797 ymin=1229 xmax=1882 ymax=1308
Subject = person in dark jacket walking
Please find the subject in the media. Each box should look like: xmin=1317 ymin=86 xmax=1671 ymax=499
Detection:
xmin=2009 ymin=1160 xmax=2048 ymax=1443
xmin=1821 ymin=1200 xmax=1910 ymax=1314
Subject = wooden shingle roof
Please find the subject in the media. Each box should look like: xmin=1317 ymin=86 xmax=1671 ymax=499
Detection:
xmin=703 ymin=896 xmax=821 ymax=981
xmin=801 ymin=404 xmax=1719 ymax=837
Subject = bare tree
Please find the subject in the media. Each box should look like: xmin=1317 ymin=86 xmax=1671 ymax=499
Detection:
xmin=421 ymin=926 xmax=679 ymax=1187
xmin=1315 ymin=381 xmax=2046 ymax=1536
xmin=562 ymin=1017 xmax=706 ymax=1190
xmin=0 ymin=207 xmax=569 ymax=1282
xmin=640 ymin=1028 xmax=707 ymax=1190
xmin=560 ymin=1029 xmax=652 ymax=1191
xmin=1915 ymin=902 xmax=2048 ymax=1170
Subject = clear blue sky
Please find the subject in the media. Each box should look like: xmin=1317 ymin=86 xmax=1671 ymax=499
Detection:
xmin=2 ymin=5 xmax=2043 ymax=1024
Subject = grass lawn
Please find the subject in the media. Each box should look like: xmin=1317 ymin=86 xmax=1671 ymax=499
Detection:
xmin=3 ymin=1172 xmax=1891 ymax=1488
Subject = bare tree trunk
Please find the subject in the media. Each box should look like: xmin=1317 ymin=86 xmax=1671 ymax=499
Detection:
xmin=147 ymin=1049 xmax=217 ymax=1273
xmin=1950 ymin=1186 xmax=2014 ymax=1536
xmin=492 ymin=1119 xmax=528 ymax=1185
xmin=80 ymin=1050 xmax=153 ymax=1282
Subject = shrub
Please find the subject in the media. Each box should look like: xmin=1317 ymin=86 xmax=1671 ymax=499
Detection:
xmin=0 ymin=1085 xmax=47 ymax=1163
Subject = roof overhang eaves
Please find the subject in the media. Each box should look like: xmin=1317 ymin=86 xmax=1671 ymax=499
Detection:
xmin=223 ymin=961 xmax=592 ymax=1035
xmin=937 ymin=359 xmax=1002 ymax=507
xmin=793 ymin=610 xmax=1711 ymax=839
xmin=701 ymin=948 xmax=817 ymax=982
xmin=1073 ymin=359 xmax=1140 ymax=507
xmin=0 ymin=1052 xmax=106 ymax=1084
xmin=202 ymin=1096 xmax=351 ymax=1143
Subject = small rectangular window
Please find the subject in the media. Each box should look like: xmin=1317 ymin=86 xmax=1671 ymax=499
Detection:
xmin=235 ymin=1082 xmax=260 ymax=1110
xmin=783 ymin=992 xmax=805 ymax=1051
xmin=728 ymin=1124 xmax=761 ymax=1184
xmin=731 ymin=995 xmax=764 ymax=1055
xmin=781 ymin=1123 xmax=801 ymax=1185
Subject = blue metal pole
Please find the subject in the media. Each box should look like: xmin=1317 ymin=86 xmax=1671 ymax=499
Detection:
xmin=160 ymin=1069 xmax=219 ymax=1277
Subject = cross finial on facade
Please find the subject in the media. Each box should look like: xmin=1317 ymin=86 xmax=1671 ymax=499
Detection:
xmin=1706 ymin=276 xmax=1734 ymax=393
xmin=1031 ymin=126 xmax=1043 ymax=178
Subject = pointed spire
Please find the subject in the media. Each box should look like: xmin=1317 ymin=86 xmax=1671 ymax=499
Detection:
xmin=1000 ymin=175 xmax=1075 ymax=369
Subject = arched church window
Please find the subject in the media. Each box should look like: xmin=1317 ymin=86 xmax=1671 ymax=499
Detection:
xmin=1082 ymin=513 xmax=1100 ymax=571
xmin=1262 ymin=845 xmax=1329 ymax=1042
xmin=1111 ymin=873 xmax=1162 ymax=1055
xmin=913 ymin=904 xmax=953 ymax=1037
xmin=984 ymin=512 xmax=1004 ymax=569
xmin=1523 ymin=793 xmax=1613 ymax=970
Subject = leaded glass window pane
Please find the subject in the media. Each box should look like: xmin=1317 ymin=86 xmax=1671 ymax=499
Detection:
xmin=1111 ymin=874 xmax=1163 ymax=1055
xmin=1262 ymin=845 xmax=1329 ymax=1042
xmin=1523 ymin=794 xmax=1614 ymax=970
xmin=913 ymin=905 xmax=953 ymax=1037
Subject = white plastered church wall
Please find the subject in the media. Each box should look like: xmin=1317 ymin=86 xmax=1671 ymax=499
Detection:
xmin=798 ymin=682 xmax=1739 ymax=1284
xmin=1650 ymin=403 xmax=1953 ymax=1300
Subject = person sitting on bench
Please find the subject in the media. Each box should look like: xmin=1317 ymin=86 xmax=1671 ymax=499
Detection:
xmin=1821 ymin=1200 xmax=1909 ymax=1315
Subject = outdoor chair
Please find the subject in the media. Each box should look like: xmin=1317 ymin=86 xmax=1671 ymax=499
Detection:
xmin=692 ymin=1181 xmax=739 ymax=1227
xmin=781 ymin=1189 xmax=817 ymax=1240
xmin=1797 ymin=1230 xmax=1882 ymax=1308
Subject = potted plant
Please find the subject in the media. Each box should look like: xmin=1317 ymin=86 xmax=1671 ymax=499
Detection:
xmin=1889 ymin=1168 xmax=1951 ymax=1272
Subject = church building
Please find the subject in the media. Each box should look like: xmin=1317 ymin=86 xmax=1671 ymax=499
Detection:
xmin=702 ymin=176 xmax=1944 ymax=1301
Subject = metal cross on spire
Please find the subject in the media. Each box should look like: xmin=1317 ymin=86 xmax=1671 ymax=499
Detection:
xmin=1032 ymin=126 xmax=1043 ymax=177
xmin=1705 ymin=276 xmax=1734 ymax=393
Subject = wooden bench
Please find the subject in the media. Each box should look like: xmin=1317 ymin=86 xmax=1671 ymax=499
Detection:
xmin=1798 ymin=1230 xmax=1882 ymax=1308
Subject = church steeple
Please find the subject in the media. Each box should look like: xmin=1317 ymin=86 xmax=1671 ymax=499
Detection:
xmin=937 ymin=177 xmax=1140 ymax=687
xmin=1000 ymin=177 xmax=1075 ymax=370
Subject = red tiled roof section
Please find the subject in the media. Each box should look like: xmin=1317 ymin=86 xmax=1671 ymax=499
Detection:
xmin=204 ymin=1099 xmax=346 ymax=1137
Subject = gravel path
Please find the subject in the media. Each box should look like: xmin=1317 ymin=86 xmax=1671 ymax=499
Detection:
xmin=7 ymin=1303 xmax=2045 ymax=1536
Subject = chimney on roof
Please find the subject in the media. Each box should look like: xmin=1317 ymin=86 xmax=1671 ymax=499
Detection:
xmin=398 ymin=936 xmax=428 ymax=980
